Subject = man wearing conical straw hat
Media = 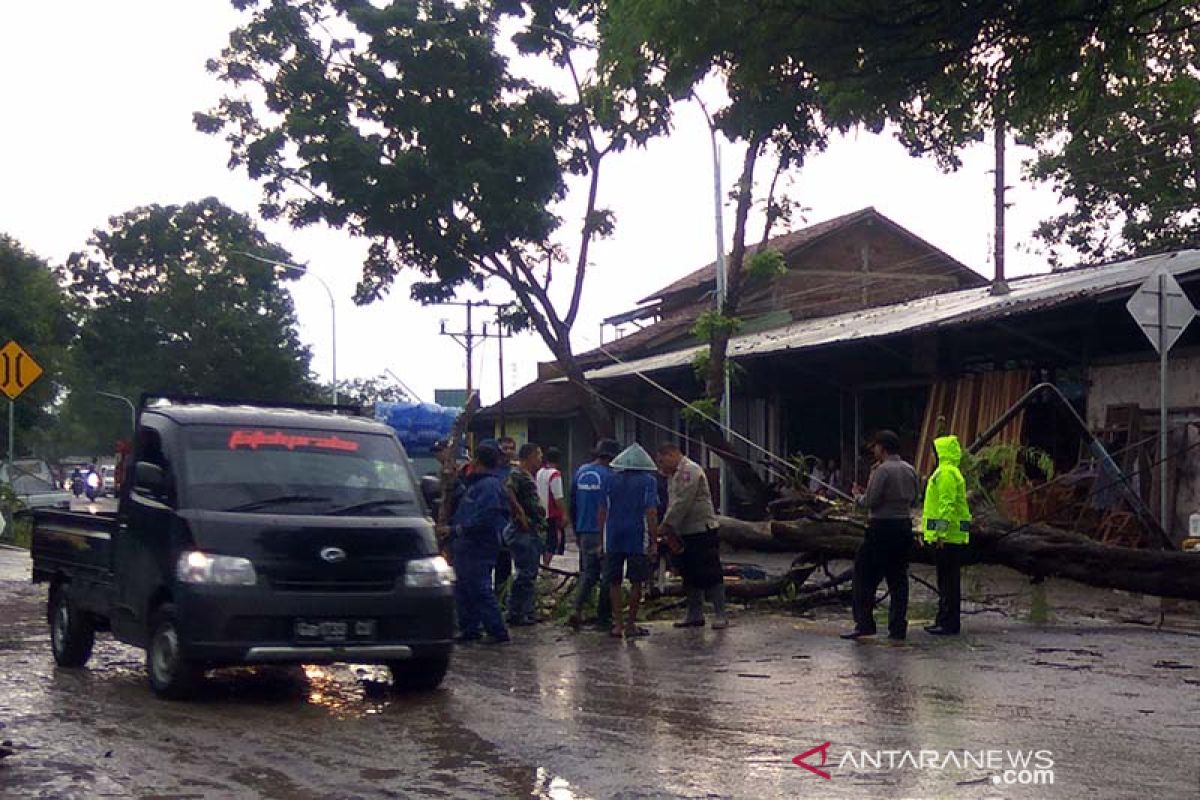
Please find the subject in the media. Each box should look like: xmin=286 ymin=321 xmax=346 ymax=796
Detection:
xmin=598 ymin=443 xmax=661 ymax=638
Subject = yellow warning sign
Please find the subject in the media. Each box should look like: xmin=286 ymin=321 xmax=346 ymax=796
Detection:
xmin=0 ymin=340 xmax=43 ymax=400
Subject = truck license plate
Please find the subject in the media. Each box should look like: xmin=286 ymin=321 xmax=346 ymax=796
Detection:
xmin=294 ymin=619 xmax=376 ymax=642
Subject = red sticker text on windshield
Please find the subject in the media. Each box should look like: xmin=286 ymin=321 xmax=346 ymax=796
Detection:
xmin=227 ymin=430 xmax=360 ymax=452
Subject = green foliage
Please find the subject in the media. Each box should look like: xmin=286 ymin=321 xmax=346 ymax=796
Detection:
xmin=603 ymin=1 xmax=1200 ymax=263
xmin=689 ymin=310 xmax=741 ymax=342
xmin=0 ymin=483 xmax=22 ymax=517
xmin=690 ymin=350 xmax=710 ymax=384
xmin=0 ymin=235 xmax=74 ymax=454
xmin=312 ymin=375 xmax=411 ymax=410
xmin=1029 ymin=39 xmax=1200 ymax=264
xmin=57 ymin=199 xmax=315 ymax=453
xmin=198 ymin=1 xmax=668 ymax=380
xmin=965 ymin=443 xmax=1055 ymax=506
xmin=681 ymin=397 xmax=719 ymax=426
xmin=745 ymin=248 xmax=787 ymax=283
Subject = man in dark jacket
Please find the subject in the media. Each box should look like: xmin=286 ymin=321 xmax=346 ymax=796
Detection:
xmin=437 ymin=443 xmax=510 ymax=643
xmin=843 ymin=429 xmax=919 ymax=641
xmin=505 ymin=443 xmax=546 ymax=626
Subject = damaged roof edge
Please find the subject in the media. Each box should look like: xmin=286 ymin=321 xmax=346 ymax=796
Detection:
xmin=585 ymin=250 xmax=1200 ymax=382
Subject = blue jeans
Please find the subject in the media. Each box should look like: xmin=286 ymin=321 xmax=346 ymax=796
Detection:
xmin=452 ymin=536 xmax=508 ymax=639
xmin=506 ymin=530 xmax=542 ymax=623
xmin=573 ymin=533 xmax=611 ymax=624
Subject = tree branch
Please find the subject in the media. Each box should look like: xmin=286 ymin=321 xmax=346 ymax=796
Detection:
xmin=566 ymin=153 xmax=602 ymax=329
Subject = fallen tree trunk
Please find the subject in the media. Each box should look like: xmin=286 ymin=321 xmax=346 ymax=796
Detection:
xmin=718 ymin=515 xmax=1200 ymax=601
xmin=652 ymin=562 xmax=819 ymax=600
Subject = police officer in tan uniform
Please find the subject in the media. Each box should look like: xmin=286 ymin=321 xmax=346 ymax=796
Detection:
xmin=656 ymin=442 xmax=729 ymax=629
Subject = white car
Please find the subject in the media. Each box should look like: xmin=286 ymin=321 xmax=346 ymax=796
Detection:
xmin=1 ymin=461 xmax=72 ymax=510
xmin=101 ymin=465 xmax=117 ymax=496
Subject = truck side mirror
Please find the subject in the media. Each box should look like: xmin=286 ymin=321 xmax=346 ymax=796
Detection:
xmin=133 ymin=461 xmax=166 ymax=495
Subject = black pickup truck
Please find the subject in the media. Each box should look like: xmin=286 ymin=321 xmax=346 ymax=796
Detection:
xmin=30 ymin=398 xmax=456 ymax=699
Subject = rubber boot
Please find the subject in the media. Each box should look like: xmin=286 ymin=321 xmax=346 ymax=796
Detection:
xmin=674 ymin=589 xmax=706 ymax=627
xmin=707 ymin=584 xmax=729 ymax=629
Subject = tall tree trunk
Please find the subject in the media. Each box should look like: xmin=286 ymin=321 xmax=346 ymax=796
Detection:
xmin=554 ymin=339 xmax=614 ymax=439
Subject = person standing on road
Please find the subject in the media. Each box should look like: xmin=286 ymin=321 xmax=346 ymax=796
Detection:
xmin=922 ymin=435 xmax=972 ymax=636
xmin=505 ymin=443 xmax=547 ymax=627
xmin=437 ymin=443 xmax=510 ymax=644
xmin=568 ymin=439 xmax=620 ymax=629
xmin=493 ymin=436 xmax=519 ymax=593
xmin=842 ymin=430 xmax=919 ymax=642
xmin=537 ymin=447 xmax=568 ymax=568
xmin=656 ymin=442 xmax=729 ymax=630
xmin=598 ymin=444 xmax=659 ymax=638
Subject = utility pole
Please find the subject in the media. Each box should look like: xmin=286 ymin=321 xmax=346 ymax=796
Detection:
xmin=484 ymin=308 xmax=513 ymax=437
xmin=991 ymin=112 xmax=1011 ymax=296
xmin=437 ymin=300 xmax=510 ymax=418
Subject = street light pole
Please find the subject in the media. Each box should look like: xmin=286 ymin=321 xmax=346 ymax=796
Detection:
xmin=237 ymin=252 xmax=338 ymax=406
xmin=694 ymin=93 xmax=732 ymax=515
xmin=96 ymin=391 xmax=136 ymax=434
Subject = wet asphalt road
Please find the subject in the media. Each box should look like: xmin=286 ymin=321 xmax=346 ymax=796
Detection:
xmin=2 ymin=546 xmax=1199 ymax=799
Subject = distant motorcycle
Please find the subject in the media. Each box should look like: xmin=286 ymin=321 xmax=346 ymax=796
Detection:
xmin=84 ymin=471 xmax=100 ymax=501
xmin=70 ymin=471 xmax=84 ymax=498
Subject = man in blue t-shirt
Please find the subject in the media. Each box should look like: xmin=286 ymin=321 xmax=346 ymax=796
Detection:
xmin=568 ymin=438 xmax=620 ymax=629
xmin=599 ymin=444 xmax=660 ymax=638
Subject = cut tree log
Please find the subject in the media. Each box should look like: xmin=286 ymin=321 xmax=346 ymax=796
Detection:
xmin=717 ymin=515 xmax=1200 ymax=601
xmin=651 ymin=561 xmax=819 ymax=600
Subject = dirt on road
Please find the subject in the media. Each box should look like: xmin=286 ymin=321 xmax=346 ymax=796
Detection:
xmin=1 ymin=546 xmax=1198 ymax=799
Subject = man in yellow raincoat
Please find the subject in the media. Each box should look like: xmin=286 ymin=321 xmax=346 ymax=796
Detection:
xmin=922 ymin=435 xmax=972 ymax=636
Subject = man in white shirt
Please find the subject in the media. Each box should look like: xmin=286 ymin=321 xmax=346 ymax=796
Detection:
xmin=536 ymin=446 xmax=569 ymax=567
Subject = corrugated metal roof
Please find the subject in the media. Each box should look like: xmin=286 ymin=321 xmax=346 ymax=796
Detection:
xmin=586 ymin=250 xmax=1200 ymax=381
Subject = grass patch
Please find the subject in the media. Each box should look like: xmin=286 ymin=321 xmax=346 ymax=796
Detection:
xmin=1 ymin=516 xmax=31 ymax=549
xmin=1026 ymin=582 xmax=1054 ymax=623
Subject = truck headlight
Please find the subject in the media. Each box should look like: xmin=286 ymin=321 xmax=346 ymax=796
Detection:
xmin=404 ymin=555 xmax=455 ymax=588
xmin=177 ymin=551 xmax=257 ymax=586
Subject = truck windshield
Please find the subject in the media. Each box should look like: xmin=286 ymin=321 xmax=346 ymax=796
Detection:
xmin=180 ymin=425 xmax=418 ymax=515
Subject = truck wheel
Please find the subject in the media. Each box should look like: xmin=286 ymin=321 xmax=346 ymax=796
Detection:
xmin=388 ymin=653 xmax=451 ymax=692
xmin=48 ymin=585 xmax=95 ymax=668
xmin=147 ymin=603 xmax=201 ymax=700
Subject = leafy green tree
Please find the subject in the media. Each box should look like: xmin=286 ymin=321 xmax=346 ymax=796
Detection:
xmin=197 ymin=0 xmax=669 ymax=436
xmin=312 ymin=375 xmax=410 ymax=409
xmin=603 ymin=0 xmax=824 ymax=504
xmin=58 ymin=198 xmax=315 ymax=453
xmin=0 ymin=235 xmax=74 ymax=458
xmin=607 ymin=1 xmax=1200 ymax=264
xmin=1028 ymin=13 xmax=1200 ymax=265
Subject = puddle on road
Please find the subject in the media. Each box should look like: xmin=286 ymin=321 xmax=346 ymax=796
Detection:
xmin=535 ymin=766 xmax=585 ymax=799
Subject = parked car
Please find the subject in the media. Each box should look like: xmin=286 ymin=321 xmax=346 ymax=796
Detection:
xmin=30 ymin=397 xmax=455 ymax=699
xmin=100 ymin=465 xmax=116 ymax=496
xmin=0 ymin=460 xmax=72 ymax=510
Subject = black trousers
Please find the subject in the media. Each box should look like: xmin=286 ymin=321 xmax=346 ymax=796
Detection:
xmin=935 ymin=543 xmax=964 ymax=632
xmin=494 ymin=547 xmax=512 ymax=594
xmin=851 ymin=518 xmax=912 ymax=637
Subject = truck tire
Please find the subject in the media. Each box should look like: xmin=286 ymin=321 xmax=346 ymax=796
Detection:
xmin=388 ymin=653 xmax=451 ymax=692
xmin=48 ymin=585 xmax=95 ymax=668
xmin=146 ymin=603 xmax=201 ymax=700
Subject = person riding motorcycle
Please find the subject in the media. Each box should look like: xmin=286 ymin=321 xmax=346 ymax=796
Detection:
xmin=84 ymin=466 xmax=101 ymax=501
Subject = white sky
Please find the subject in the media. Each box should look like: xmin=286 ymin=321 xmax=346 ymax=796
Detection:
xmin=0 ymin=1 xmax=1069 ymax=407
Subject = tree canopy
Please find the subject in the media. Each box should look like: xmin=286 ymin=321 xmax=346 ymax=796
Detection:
xmin=605 ymin=0 xmax=1200 ymax=264
xmin=198 ymin=0 xmax=671 ymax=435
xmin=57 ymin=198 xmax=315 ymax=452
xmin=0 ymin=235 xmax=74 ymax=457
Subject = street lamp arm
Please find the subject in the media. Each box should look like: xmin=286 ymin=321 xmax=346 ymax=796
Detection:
xmin=96 ymin=391 xmax=137 ymax=434
xmin=234 ymin=250 xmax=339 ymax=406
